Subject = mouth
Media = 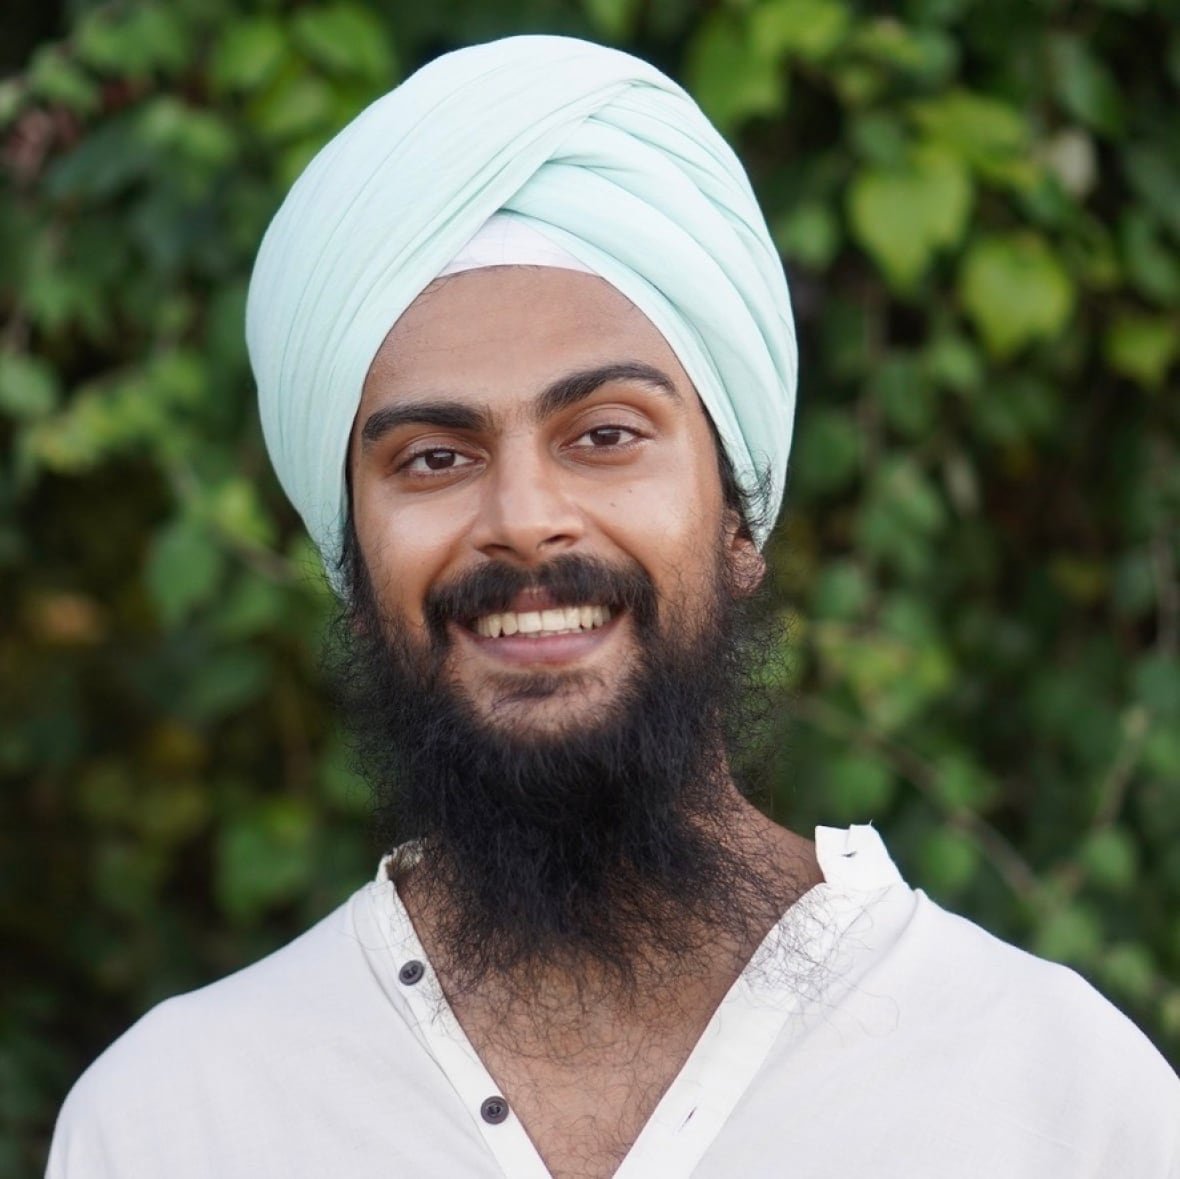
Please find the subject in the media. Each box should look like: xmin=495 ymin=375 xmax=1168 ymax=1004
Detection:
xmin=470 ymin=603 xmax=613 ymax=639
xmin=454 ymin=590 xmax=622 ymax=668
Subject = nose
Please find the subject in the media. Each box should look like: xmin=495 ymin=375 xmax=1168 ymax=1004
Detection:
xmin=470 ymin=443 xmax=584 ymax=564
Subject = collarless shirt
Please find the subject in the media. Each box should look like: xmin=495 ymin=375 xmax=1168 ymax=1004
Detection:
xmin=48 ymin=825 xmax=1180 ymax=1178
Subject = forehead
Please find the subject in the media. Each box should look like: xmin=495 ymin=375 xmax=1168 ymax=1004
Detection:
xmin=362 ymin=266 xmax=691 ymax=405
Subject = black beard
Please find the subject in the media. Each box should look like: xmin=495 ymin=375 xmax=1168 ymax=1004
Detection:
xmin=329 ymin=543 xmax=789 ymax=999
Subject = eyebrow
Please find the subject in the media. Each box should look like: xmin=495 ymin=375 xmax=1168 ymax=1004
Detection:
xmin=360 ymin=361 xmax=681 ymax=450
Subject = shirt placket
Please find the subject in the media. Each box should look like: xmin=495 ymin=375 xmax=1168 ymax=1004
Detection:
xmin=374 ymin=881 xmax=553 ymax=1179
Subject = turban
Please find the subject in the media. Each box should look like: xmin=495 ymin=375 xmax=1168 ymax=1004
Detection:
xmin=246 ymin=34 xmax=798 ymax=583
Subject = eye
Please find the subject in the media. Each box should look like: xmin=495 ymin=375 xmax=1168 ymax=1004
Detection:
xmin=570 ymin=424 xmax=640 ymax=449
xmin=401 ymin=447 xmax=476 ymax=474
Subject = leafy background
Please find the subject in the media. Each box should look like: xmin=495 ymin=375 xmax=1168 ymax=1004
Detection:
xmin=3 ymin=0 xmax=1179 ymax=1171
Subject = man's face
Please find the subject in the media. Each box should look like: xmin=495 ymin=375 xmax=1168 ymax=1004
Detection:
xmin=349 ymin=266 xmax=756 ymax=735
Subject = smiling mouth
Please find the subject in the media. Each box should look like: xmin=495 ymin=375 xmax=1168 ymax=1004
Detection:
xmin=470 ymin=604 xmax=614 ymax=639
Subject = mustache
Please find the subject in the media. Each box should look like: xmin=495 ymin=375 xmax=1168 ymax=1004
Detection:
xmin=423 ymin=553 xmax=659 ymax=640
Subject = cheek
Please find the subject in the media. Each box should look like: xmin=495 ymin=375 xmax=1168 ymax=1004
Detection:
xmin=596 ymin=461 xmax=724 ymax=585
xmin=353 ymin=488 xmax=466 ymax=618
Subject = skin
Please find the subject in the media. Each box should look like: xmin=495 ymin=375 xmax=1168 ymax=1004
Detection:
xmin=351 ymin=265 xmax=759 ymax=732
xmin=349 ymin=266 xmax=820 ymax=1178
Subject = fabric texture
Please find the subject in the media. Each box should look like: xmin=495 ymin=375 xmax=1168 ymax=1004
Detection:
xmin=437 ymin=212 xmax=598 ymax=280
xmin=48 ymin=826 xmax=1180 ymax=1178
xmin=246 ymin=36 xmax=798 ymax=584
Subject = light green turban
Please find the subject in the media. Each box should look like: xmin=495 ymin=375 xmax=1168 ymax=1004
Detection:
xmin=246 ymin=34 xmax=798 ymax=581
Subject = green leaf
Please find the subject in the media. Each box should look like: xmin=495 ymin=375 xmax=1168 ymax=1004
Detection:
xmin=1124 ymin=145 xmax=1180 ymax=242
xmin=685 ymin=12 xmax=785 ymax=134
xmin=1134 ymin=654 xmax=1180 ymax=717
xmin=291 ymin=5 xmax=395 ymax=84
xmin=250 ymin=73 xmax=337 ymax=142
xmin=930 ymin=753 xmax=997 ymax=811
xmin=910 ymin=89 xmax=1032 ymax=185
xmin=848 ymin=111 xmax=909 ymax=167
xmin=210 ymin=17 xmax=289 ymax=95
xmin=1049 ymin=556 xmax=1107 ymax=604
xmin=811 ymin=561 xmax=871 ymax=621
xmin=1048 ymin=34 xmax=1124 ymax=136
xmin=216 ymin=798 xmax=315 ymax=924
xmin=864 ymin=455 xmax=947 ymax=537
xmin=918 ymin=827 xmax=980 ymax=896
xmin=1079 ymin=827 xmax=1138 ymax=894
xmin=1104 ymin=311 xmax=1179 ymax=389
xmin=813 ymin=622 xmax=952 ymax=731
xmin=792 ymin=407 xmax=863 ymax=497
xmin=1034 ymin=903 xmax=1104 ymax=966
xmin=904 ymin=0 xmax=973 ymax=22
xmin=74 ymin=6 xmax=189 ymax=79
xmin=27 ymin=47 xmax=100 ymax=114
xmin=1111 ymin=550 xmax=1156 ymax=619
xmin=825 ymin=751 xmax=897 ymax=819
xmin=0 ymin=352 xmax=60 ymax=420
xmin=93 ymin=841 xmax=167 ymax=917
xmin=133 ymin=782 xmax=210 ymax=845
xmin=751 ymin=0 xmax=851 ymax=61
xmin=583 ymin=0 xmax=643 ymax=39
xmin=922 ymin=329 xmax=982 ymax=393
xmin=1120 ymin=210 xmax=1180 ymax=304
xmin=145 ymin=517 xmax=226 ymax=627
xmin=180 ymin=649 xmax=271 ymax=725
xmin=210 ymin=574 xmax=287 ymax=641
xmin=958 ymin=233 xmax=1075 ymax=358
xmin=847 ymin=147 xmax=972 ymax=290
xmin=206 ymin=478 xmax=277 ymax=550
xmin=1143 ymin=724 xmax=1180 ymax=779
xmin=851 ymin=19 xmax=957 ymax=83
xmin=873 ymin=354 xmax=937 ymax=438
xmin=0 ymin=78 xmax=23 ymax=125
xmin=1099 ymin=943 xmax=1156 ymax=1005
xmin=136 ymin=98 xmax=238 ymax=175
xmin=772 ymin=201 xmax=841 ymax=270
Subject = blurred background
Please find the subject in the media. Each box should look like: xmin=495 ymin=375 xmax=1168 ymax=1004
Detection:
xmin=3 ymin=0 xmax=1179 ymax=1170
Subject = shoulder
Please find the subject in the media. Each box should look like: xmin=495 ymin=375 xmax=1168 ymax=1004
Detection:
xmin=47 ymin=888 xmax=390 ymax=1177
xmin=890 ymin=892 xmax=1179 ymax=1154
xmin=823 ymin=826 xmax=1179 ymax=1109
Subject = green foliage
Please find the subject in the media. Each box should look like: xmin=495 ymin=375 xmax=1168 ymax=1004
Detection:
xmin=3 ymin=1 xmax=1179 ymax=1171
xmin=847 ymin=145 xmax=971 ymax=291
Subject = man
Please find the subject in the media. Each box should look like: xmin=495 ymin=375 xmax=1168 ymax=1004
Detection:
xmin=49 ymin=35 xmax=1178 ymax=1179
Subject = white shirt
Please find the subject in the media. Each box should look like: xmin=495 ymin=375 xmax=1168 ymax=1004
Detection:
xmin=48 ymin=825 xmax=1180 ymax=1177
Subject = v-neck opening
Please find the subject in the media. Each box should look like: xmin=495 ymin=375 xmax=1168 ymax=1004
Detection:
xmin=362 ymin=824 xmax=904 ymax=1179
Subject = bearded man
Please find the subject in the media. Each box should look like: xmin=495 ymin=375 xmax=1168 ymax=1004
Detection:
xmin=49 ymin=35 xmax=1178 ymax=1179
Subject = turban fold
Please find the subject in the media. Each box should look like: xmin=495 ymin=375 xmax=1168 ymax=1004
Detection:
xmin=246 ymin=35 xmax=798 ymax=580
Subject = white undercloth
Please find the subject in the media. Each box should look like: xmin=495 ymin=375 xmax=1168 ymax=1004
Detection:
xmin=47 ymin=825 xmax=1180 ymax=1178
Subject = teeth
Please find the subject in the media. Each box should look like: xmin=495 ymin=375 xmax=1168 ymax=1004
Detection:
xmin=472 ymin=605 xmax=613 ymax=638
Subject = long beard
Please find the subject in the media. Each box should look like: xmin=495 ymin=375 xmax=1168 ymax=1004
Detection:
xmin=329 ymin=543 xmax=787 ymax=999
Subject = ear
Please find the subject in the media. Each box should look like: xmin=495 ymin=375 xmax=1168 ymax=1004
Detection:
xmin=726 ymin=522 xmax=766 ymax=597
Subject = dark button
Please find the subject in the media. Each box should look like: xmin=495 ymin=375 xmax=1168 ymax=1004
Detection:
xmin=480 ymin=1096 xmax=509 ymax=1124
xmin=398 ymin=959 xmax=425 ymax=985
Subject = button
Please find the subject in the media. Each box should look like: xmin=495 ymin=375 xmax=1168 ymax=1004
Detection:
xmin=480 ymin=1096 xmax=509 ymax=1124
xmin=398 ymin=960 xmax=425 ymax=985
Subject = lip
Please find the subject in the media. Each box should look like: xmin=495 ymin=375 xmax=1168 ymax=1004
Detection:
xmin=454 ymin=611 xmax=622 ymax=667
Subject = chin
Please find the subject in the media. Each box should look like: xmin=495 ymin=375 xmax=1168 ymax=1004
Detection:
xmin=474 ymin=673 xmax=625 ymax=739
